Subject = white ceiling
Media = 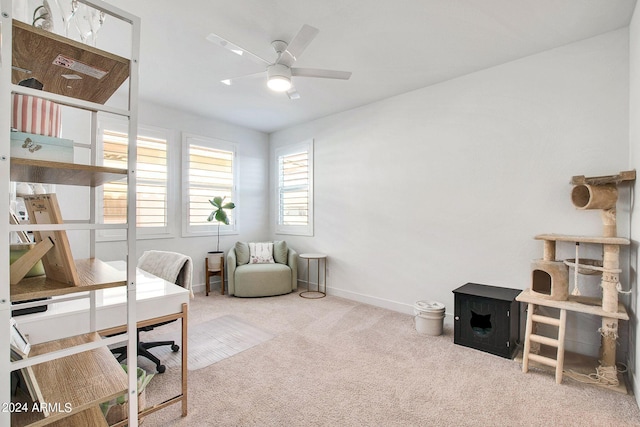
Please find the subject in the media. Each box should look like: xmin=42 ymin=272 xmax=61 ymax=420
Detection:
xmin=103 ymin=0 xmax=637 ymax=133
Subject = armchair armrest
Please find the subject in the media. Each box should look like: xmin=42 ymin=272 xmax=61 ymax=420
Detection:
xmin=227 ymin=249 xmax=237 ymax=295
xmin=287 ymin=248 xmax=298 ymax=291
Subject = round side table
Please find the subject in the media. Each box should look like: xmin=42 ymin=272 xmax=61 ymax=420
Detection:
xmin=299 ymin=253 xmax=327 ymax=299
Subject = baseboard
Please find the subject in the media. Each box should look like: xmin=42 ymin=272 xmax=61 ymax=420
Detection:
xmin=325 ymin=284 xmax=453 ymax=318
xmin=628 ymin=357 xmax=638 ymax=404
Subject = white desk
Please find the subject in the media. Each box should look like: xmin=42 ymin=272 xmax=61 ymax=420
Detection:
xmin=15 ymin=262 xmax=190 ymax=344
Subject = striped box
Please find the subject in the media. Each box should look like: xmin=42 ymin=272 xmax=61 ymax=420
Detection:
xmin=12 ymin=94 xmax=61 ymax=137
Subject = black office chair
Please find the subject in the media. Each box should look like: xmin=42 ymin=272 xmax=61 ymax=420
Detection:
xmin=111 ymin=250 xmax=192 ymax=373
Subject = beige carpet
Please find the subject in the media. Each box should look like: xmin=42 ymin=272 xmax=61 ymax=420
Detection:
xmin=138 ymin=291 xmax=640 ymax=426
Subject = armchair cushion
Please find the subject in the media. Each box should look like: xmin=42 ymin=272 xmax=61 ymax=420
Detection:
xmin=235 ymin=241 xmax=250 ymax=265
xmin=234 ymin=263 xmax=290 ymax=296
xmin=273 ymin=240 xmax=288 ymax=264
xmin=249 ymin=242 xmax=275 ymax=264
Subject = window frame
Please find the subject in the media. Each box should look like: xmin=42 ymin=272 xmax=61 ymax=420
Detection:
xmin=97 ymin=117 xmax=173 ymax=241
xmin=274 ymin=139 xmax=314 ymax=236
xmin=181 ymin=133 xmax=238 ymax=238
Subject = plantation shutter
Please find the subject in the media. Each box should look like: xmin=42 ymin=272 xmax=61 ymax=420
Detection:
xmin=102 ymin=129 xmax=168 ymax=227
xmin=278 ymin=151 xmax=309 ymax=226
xmin=187 ymin=143 xmax=234 ymax=227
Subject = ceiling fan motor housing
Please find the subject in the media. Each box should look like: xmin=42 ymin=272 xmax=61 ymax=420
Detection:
xmin=267 ymin=63 xmax=292 ymax=91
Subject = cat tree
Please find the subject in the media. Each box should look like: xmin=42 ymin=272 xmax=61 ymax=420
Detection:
xmin=518 ymin=170 xmax=635 ymax=387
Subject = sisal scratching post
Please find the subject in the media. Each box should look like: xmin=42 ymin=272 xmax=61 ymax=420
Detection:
xmin=570 ymin=179 xmax=624 ymax=376
xmin=600 ymin=243 xmax=620 ymax=371
xmin=600 ymin=319 xmax=618 ymax=367
xmin=601 ymin=209 xmax=617 ymax=238
xmin=543 ymin=240 xmax=556 ymax=261
xmin=601 ymin=244 xmax=620 ymax=312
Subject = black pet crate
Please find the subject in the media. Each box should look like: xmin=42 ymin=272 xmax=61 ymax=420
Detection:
xmin=452 ymin=283 xmax=521 ymax=359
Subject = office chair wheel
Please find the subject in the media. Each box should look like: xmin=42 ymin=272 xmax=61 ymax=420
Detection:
xmin=157 ymin=364 xmax=166 ymax=374
xmin=171 ymin=344 xmax=180 ymax=352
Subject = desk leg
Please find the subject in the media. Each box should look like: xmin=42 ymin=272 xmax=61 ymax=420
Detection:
xmin=181 ymin=302 xmax=188 ymax=416
xmin=205 ymin=258 xmax=210 ymax=296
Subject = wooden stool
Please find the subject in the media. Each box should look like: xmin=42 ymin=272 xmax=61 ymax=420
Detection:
xmin=205 ymin=254 xmax=225 ymax=296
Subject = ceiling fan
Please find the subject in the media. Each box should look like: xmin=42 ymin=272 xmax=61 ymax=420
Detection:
xmin=206 ymin=24 xmax=352 ymax=99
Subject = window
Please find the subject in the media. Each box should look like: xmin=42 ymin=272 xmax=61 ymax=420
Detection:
xmin=182 ymin=133 xmax=237 ymax=237
xmin=99 ymin=119 xmax=170 ymax=239
xmin=275 ymin=140 xmax=313 ymax=236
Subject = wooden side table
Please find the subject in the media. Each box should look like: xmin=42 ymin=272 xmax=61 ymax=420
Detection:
xmin=205 ymin=252 xmax=225 ymax=296
xmin=299 ymin=253 xmax=327 ymax=299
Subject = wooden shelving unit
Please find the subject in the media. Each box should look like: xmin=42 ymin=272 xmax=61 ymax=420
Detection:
xmin=10 ymin=158 xmax=127 ymax=187
xmin=11 ymin=20 xmax=130 ymax=105
xmin=13 ymin=333 xmax=128 ymax=427
xmin=1 ymin=2 xmax=141 ymax=426
xmin=13 ymin=406 xmax=109 ymax=427
xmin=11 ymin=258 xmax=126 ymax=302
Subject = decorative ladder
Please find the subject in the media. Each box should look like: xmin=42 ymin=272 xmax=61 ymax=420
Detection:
xmin=522 ymin=303 xmax=567 ymax=384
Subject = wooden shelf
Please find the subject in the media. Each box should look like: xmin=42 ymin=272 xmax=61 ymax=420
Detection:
xmin=12 ymin=405 xmax=108 ymax=427
xmin=535 ymin=233 xmax=630 ymax=245
xmin=11 ymin=158 xmax=127 ymax=187
xmin=11 ymin=258 xmax=125 ymax=302
xmin=45 ymin=407 xmax=108 ymax=427
xmin=516 ymin=288 xmax=629 ymax=320
xmin=571 ymin=170 xmax=636 ymax=186
xmin=12 ymin=20 xmax=129 ymax=105
xmin=25 ymin=333 xmax=127 ymax=426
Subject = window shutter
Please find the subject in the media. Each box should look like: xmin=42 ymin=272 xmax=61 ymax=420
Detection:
xmin=102 ymin=129 xmax=168 ymax=227
xmin=186 ymin=142 xmax=235 ymax=227
xmin=279 ymin=151 xmax=309 ymax=225
xmin=275 ymin=140 xmax=313 ymax=236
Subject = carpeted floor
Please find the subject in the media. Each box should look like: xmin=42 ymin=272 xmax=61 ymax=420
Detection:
xmin=138 ymin=291 xmax=640 ymax=426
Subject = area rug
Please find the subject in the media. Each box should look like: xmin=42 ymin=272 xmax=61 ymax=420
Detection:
xmin=145 ymin=314 xmax=275 ymax=371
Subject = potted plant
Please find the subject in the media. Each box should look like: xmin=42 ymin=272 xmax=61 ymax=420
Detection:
xmin=206 ymin=196 xmax=236 ymax=271
xmin=102 ymin=365 xmax=154 ymax=424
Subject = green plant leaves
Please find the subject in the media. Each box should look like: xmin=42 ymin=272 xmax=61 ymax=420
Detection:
xmin=207 ymin=196 xmax=235 ymax=225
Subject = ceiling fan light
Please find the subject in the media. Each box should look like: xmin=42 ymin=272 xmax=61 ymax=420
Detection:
xmin=267 ymin=76 xmax=292 ymax=92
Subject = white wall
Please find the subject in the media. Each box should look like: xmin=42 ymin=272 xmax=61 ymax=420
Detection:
xmin=57 ymin=100 xmax=270 ymax=292
xmin=270 ymin=29 xmax=631 ymax=357
xmin=628 ymin=2 xmax=640 ymax=405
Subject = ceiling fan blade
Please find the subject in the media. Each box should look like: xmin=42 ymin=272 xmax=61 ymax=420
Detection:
xmin=206 ymin=32 xmax=271 ymax=66
xmin=287 ymin=87 xmax=301 ymax=100
xmin=283 ymin=24 xmax=319 ymax=62
xmin=220 ymin=71 xmax=265 ymax=86
xmin=292 ymin=67 xmax=352 ymax=80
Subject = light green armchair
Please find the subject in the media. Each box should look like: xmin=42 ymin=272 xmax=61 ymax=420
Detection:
xmin=227 ymin=241 xmax=298 ymax=297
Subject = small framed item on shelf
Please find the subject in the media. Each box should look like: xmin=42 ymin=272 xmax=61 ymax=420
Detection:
xmin=10 ymin=318 xmax=31 ymax=357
